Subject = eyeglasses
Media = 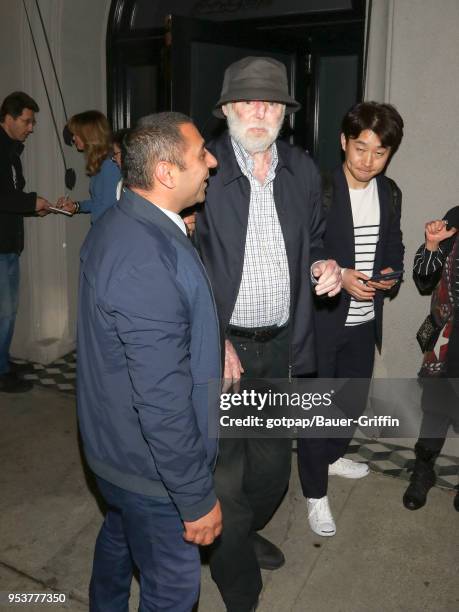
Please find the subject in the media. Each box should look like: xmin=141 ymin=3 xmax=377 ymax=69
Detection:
xmin=19 ymin=117 xmax=36 ymax=127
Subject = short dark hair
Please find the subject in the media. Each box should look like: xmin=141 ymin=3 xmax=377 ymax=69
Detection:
xmin=123 ymin=112 xmax=192 ymax=189
xmin=341 ymin=101 xmax=404 ymax=155
xmin=113 ymin=128 xmax=130 ymax=148
xmin=0 ymin=91 xmax=39 ymax=122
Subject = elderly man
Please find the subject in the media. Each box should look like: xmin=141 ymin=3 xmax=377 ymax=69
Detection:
xmin=77 ymin=113 xmax=221 ymax=612
xmin=196 ymin=56 xmax=341 ymax=612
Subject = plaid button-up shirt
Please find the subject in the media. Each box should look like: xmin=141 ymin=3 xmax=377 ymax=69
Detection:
xmin=229 ymin=138 xmax=290 ymax=328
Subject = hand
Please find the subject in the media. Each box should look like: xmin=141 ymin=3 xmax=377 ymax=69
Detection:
xmin=35 ymin=196 xmax=51 ymax=216
xmin=312 ymin=259 xmax=342 ymax=297
xmin=56 ymin=196 xmax=77 ymax=215
xmin=183 ymin=211 xmax=196 ymax=237
xmin=425 ymin=219 xmax=457 ymax=251
xmin=342 ymin=268 xmax=375 ymax=300
xmin=222 ymin=339 xmax=244 ymax=393
xmin=366 ymin=267 xmax=399 ymax=291
xmin=183 ymin=500 xmax=222 ymax=546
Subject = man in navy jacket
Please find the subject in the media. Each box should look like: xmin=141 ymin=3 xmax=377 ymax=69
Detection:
xmin=77 ymin=113 xmax=221 ymax=612
xmin=297 ymin=101 xmax=405 ymax=538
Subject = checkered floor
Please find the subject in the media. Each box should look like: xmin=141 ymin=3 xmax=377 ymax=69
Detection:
xmin=11 ymin=353 xmax=459 ymax=491
xmin=345 ymin=439 xmax=458 ymax=490
xmin=12 ymin=351 xmax=77 ymax=394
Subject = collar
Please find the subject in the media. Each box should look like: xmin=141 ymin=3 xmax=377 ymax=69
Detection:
xmin=0 ymin=125 xmax=24 ymax=157
xmin=231 ymin=137 xmax=278 ymax=184
xmin=118 ymin=188 xmax=191 ymax=250
xmin=211 ymin=131 xmax=293 ymax=186
xmin=156 ymin=205 xmax=187 ymax=234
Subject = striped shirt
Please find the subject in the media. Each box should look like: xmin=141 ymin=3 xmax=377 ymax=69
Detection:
xmin=345 ymin=178 xmax=380 ymax=326
xmin=414 ymin=242 xmax=459 ymax=309
xmin=229 ymin=138 xmax=290 ymax=328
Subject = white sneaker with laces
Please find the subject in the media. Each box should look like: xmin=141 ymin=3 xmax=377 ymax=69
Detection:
xmin=328 ymin=457 xmax=369 ymax=479
xmin=307 ymin=496 xmax=336 ymax=537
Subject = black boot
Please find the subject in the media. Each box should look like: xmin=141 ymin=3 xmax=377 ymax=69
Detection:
xmin=403 ymin=442 xmax=439 ymax=511
xmin=454 ymin=485 xmax=459 ymax=512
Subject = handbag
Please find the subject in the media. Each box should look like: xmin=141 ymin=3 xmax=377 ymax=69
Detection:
xmin=416 ymin=314 xmax=441 ymax=353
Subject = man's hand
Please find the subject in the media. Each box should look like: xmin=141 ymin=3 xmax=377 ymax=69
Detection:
xmin=342 ymin=268 xmax=375 ymax=300
xmin=222 ymin=338 xmax=244 ymax=392
xmin=366 ymin=267 xmax=399 ymax=291
xmin=425 ymin=219 xmax=457 ymax=251
xmin=35 ymin=196 xmax=51 ymax=217
xmin=183 ymin=500 xmax=222 ymax=546
xmin=312 ymin=259 xmax=342 ymax=297
xmin=183 ymin=211 xmax=196 ymax=237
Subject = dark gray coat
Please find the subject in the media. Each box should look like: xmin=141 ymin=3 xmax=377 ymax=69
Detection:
xmin=196 ymin=132 xmax=326 ymax=375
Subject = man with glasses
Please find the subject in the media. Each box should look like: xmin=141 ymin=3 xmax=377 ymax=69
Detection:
xmin=0 ymin=91 xmax=50 ymax=393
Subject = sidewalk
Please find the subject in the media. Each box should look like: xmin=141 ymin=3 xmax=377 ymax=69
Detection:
xmin=1 ymin=386 xmax=458 ymax=612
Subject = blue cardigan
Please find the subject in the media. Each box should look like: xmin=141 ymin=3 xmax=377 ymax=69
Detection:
xmin=77 ymin=189 xmax=221 ymax=521
xmin=79 ymin=157 xmax=121 ymax=223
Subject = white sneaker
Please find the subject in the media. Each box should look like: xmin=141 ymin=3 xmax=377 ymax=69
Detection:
xmin=328 ymin=457 xmax=369 ymax=479
xmin=307 ymin=496 xmax=336 ymax=537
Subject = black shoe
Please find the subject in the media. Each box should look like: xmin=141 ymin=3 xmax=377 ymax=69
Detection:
xmin=0 ymin=371 xmax=33 ymax=393
xmin=226 ymin=599 xmax=258 ymax=612
xmin=454 ymin=487 xmax=459 ymax=512
xmin=252 ymin=533 xmax=285 ymax=570
xmin=402 ymin=443 xmax=438 ymax=511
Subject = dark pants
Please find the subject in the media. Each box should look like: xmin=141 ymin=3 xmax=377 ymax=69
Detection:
xmin=90 ymin=477 xmax=200 ymax=612
xmin=417 ymin=324 xmax=459 ymax=454
xmin=297 ymin=321 xmax=376 ymax=499
xmin=209 ymin=326 xmax=292 ymax=612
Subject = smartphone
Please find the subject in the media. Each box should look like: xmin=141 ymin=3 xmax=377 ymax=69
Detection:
xmin=48 ymin=206 xmax=73 ymax=216
xmin=365 ymin=270 xmax=404 ymax=283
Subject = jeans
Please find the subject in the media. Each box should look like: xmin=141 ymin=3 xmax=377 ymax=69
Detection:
xmin=0 ymin=253 xmax=20 ymax=375
xmin=90 ymin=477 xmax=200 ymax=612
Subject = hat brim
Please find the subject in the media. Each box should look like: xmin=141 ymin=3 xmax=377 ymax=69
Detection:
xmin=213 ymin=88 xmax=301 ymax=118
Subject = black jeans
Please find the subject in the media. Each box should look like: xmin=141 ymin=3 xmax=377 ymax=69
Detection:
xmin=209 ymin=326 xmax=292 ymax=612
xmin=417 ymin=323 xmax=459 ymax=453
xmin=297 ymin=321 xmax=376 ymax=499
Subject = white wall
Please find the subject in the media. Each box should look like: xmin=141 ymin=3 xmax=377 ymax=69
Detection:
xmin=366 ymin=0 xmax=459 ymax=455
xmin=0 ymin=0 xmax=111 ymax=364
xmin=367 ymin=0 xmax=459 ymax=381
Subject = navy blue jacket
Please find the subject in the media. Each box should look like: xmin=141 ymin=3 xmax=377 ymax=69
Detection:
xmin=196 ymin=132 xmax=326 ymax=375
xmin=77 ymin=189 xmax=221 ymax=521
xmin=315 ymin=166 xmax=404 ymax=355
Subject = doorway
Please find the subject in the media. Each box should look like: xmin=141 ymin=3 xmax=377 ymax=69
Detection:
xmin=107 ymin=0 xmax=365 ymax=170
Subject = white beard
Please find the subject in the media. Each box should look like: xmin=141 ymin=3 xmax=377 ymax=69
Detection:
xmin=225 ymin=105 xmax=285 ymax=154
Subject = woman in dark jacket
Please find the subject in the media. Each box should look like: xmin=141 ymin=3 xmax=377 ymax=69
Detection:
xmin=403 ymin=206 xmax=459 ymax=511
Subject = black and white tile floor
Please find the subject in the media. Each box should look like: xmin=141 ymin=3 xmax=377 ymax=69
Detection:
xmin=11 ymin=353 xmax=459 ymax=491
xmin=12 ymin=352 xmax=77 ymax=394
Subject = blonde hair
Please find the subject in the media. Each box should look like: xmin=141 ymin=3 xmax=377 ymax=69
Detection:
xmin=67 ymin=110 xmax=112 ymax=176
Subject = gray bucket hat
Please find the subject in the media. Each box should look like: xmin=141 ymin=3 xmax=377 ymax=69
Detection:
xmin=213 ymin=56 xmax=301 ymax=118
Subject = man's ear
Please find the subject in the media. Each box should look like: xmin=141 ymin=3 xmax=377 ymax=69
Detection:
xmin=221 ymin=104 xmax=230 ymax=118
xmin=340 ymin=133 xmax=347 ymax=152
xmin=154 ymin=161 xmax=175 ymax=189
